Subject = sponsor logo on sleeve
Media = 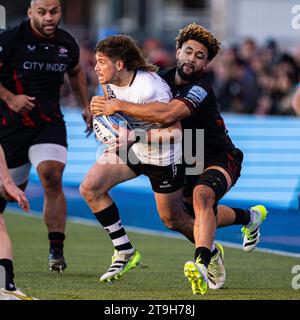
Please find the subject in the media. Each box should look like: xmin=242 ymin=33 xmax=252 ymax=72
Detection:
xmin=186 ymin=85 xmax=208 ymax=106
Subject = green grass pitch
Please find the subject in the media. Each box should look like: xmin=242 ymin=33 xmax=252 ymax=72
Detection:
xmin=4 ymin=211 xmax=300 ymax=300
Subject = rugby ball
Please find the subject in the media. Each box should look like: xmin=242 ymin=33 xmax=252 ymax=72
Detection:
xmin=93 ymin=113 xmax=132 ymax=143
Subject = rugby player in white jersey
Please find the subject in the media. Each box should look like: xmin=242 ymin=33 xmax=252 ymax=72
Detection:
xmin=80 ymin=35 xmax=186 ymax=283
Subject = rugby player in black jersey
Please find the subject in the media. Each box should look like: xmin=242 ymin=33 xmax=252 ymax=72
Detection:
xmin=0 ymin=0 xmax=92 ymax=283
xmin=91 ymin=23 xmax=268 ymax=295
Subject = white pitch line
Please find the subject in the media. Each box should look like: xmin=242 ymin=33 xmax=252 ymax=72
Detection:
xmin=7 ymin=208 xmax=300 ymax=259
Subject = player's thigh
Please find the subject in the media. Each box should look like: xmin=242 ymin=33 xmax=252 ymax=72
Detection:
xmin=28 ymin=124 xmax=67 ymax=171
xmin=0 ymin=126 xmax=34 ymax=169
xmin=28 ymin=123 xmax=68 ymax=182
xmin=202 ymin=148 xmax=243 ymax=193
xmin=143 ymin=162 xmax=184 ymax=218
xmin=29 ymin=143 xmax=67 ymax=187
xmin=192 ymin=166 xmax=232 ymax=211
xmin=0 ymin=128 xmax=33 ymax=187
xmin=29 ymin=144 xmax=67 ymax=171
xmin=82 ymin=152 xmax=137 ymax=193
xmin=182 ymin=173 xmax=199 ymax=205
xmin=154 ymin=188 xmax=183 ymax=220
xmin=7 ymin=164 xmax=31 ymax=187
xmin=203 ymin=165 xmax=233 ymax=191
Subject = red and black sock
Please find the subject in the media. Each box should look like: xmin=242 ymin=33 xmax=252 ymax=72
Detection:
xmin=48 ymin=232 xmax=65 ymax=252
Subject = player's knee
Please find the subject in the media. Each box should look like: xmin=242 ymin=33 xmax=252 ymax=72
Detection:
xmin=40 ymin=169 xmax=63 ymax=193
xmin=79 ymin=180 xmax=103 ymax=203
xmin=79 ymin=181 xmax=91 ymax=201
xmin=159 ymin=213 xmax=182 ymax=231
xmin=193 ymin=185 xmax=215 ymax=211
xmin=161 ymin=218 xmax=181 ymax=231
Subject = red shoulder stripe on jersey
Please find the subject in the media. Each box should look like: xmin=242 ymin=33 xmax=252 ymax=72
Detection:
xmin=173 ymin=97 xmax=196 ymax=114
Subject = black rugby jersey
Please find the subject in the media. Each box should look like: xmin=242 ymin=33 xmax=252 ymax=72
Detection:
xmin=159 ymin=67 xmax=235 ymax=156
xmin=0 ymin=20 xmax=79 ymax=128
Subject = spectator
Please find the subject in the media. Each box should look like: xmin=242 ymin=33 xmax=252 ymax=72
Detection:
xmin=143 ymin=38 xmax=173 ymax=70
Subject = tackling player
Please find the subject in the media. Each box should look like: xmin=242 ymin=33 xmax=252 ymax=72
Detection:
xmin=0 ymin=0 xmax=92 ymax=273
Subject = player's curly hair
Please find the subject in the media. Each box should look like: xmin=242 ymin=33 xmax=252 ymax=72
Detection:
xmin=95 ymin=35 xmax=158 ymax=73
xmin=175 ymin=23 xmax=221 ymax=62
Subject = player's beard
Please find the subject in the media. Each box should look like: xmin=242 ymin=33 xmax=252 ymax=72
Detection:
xmin=177 ymin=61 xmax=203 ymax=81
xmin=32 ymin=18 xmax=60 ymax=38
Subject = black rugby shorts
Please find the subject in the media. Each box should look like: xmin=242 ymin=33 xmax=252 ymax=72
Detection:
xmin=0 ymin=123 xmax=67 ymax=168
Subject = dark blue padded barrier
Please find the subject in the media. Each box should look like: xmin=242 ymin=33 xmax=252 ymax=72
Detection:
xmin=224 ymin=115 xmax=300 ymax=211
xmin=43 ymin=108 xmax=300 ymax=211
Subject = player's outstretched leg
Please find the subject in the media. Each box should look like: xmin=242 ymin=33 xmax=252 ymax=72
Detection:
xmin=241 ymin=205 xmax=268 ymax=252
xmin=207 ymin=242 xmax=225 ymax=289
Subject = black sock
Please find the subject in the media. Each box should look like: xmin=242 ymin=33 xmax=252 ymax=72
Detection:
xmin=94 ymin=203 xmax=134 ymax=252
xmin=183 ymin=202 xmax=195 ymax=217
xmin=0 ymin=259 xmax=16 ymax=291
xmin=48 ymin=232 xmax=65 ymax=252
xmin=0 ymin=197 xmax=7 ymax=213
xmin=232 ymin=208 xmax=251 ymax=225
xmin=211 ymin=247 xmax=218 ymax=256
xmin=195 ymin=247 xmax=211 ymax=267
xmin=94 ymin=203 xmax=120 ymax=226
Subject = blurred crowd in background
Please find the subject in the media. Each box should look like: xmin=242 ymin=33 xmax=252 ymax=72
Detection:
xmin=61 ymin=37 xmax=300 ymax=116
xmin=2 ymin=0 xmax=299 ymax=116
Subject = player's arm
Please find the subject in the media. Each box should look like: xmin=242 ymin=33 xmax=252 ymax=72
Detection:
xmin=144 ymin=121 xmax=182 ymax=144
xmin=0 ymin=78 xmax=36 ymax=114
xmin=67 ymin=63 xmax=92 ymax=135
xmin=292 ymin=86 xmax=300 ymax=116
xmin=0 ymin=30 xmax=36 ymax=113
xmin=90 ymin=97 xmax=192 ymax=126
xmin=0 ymin=145 xmax=30 ymax=212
